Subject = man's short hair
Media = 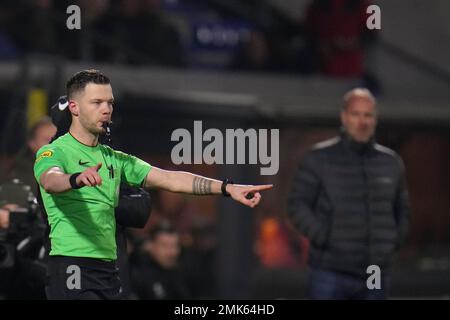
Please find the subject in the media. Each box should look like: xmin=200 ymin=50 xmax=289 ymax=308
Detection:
xmin=342 ymin=88 xmax=376 ymax=110
xmin=149 ymin=220 xmax=177 ymax=241
xmin=66 ymin=69 xmax=110 ymax=99
xmin=27 ymin=116 xmax=53 ymax=141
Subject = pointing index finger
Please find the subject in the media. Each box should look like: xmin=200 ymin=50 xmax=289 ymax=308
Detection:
xmin=250 ymin=184 xmax=273 ymax=192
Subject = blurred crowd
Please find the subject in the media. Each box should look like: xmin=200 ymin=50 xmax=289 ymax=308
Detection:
xmin=0 ymin=0 xmax=378 ymax=85
xmin=0 ymin=0 xmax=185 ymax=66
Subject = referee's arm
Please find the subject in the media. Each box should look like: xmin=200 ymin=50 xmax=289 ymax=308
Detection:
xmin=143 ymin=167 xmax=272 ymax=208
xmin=39 ymin=163 xmax=102 ymax=193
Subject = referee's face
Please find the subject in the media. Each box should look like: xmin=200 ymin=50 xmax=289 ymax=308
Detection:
xmin=77 ymin=83 xmax=114 ymax=135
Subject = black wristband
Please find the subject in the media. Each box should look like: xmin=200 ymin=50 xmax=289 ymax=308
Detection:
xmin=69 ymin=173 xmax=82 ymax=189
xmin=221 ymin=178 xmax=233 ymax=197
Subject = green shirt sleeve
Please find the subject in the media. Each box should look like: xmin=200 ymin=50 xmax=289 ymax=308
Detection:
xmin=115 ymin=150 xmax=152 ymax=187
xmin=34 ymin=145 xmax=66 ymax=186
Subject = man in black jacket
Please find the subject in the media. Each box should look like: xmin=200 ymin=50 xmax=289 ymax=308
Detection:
xmin=288 ymin=88 xmax=410 ymax=299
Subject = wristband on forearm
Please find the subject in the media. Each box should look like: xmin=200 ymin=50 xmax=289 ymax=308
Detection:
xmin=69 ymin=173 xmax=82 ymax=189
xmin=221 ymin=178 xmax=233 ymax=197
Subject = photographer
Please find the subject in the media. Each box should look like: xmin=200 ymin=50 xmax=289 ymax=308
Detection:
xmin=0 ymin=180 xmax=47 ymax=300
xmin=0 ymin=116 xmax=56 ymax=299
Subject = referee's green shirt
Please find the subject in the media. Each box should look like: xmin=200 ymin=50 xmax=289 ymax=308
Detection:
xmin=34 ymin=133 xmax=152 ymax=260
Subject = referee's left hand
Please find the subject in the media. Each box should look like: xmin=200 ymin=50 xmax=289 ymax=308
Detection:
xmin=227 ymin=184 xmax=273 ymax=208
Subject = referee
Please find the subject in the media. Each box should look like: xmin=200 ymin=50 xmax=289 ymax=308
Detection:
xmin=34 ymin=69 xmax=272 ymax=300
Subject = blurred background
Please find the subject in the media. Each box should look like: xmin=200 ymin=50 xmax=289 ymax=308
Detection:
xmin=0 ymin=0 xmax=449 ymax=299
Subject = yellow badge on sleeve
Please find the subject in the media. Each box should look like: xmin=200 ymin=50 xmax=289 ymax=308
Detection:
xmin=35 ymin=150 xmax=53 ymax=163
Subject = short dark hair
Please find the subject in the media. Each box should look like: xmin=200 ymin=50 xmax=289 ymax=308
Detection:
xmin=149 ymin=220 xmax=178 ymax=241
xmin=66 ymin=69 xmax=110 ymax=99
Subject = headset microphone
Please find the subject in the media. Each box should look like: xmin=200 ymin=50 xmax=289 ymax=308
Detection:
xmin=101 ymin=121 xmax=112 ymax=145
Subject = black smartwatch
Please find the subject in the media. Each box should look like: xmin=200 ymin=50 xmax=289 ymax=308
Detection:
xmin=69 ymin=173 xmax=82 ymax=189
xmin=221 ymin=178 xmax=233 ymax=197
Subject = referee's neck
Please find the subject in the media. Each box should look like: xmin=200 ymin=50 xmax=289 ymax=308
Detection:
xmin=69 ymin=125 xmax=99 ymax=147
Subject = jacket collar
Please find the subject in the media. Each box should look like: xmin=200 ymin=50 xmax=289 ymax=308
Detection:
xmin=339 ymin=128 xmax=375 ymax=156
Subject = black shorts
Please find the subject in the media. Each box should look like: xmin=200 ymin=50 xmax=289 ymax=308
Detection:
xmin=46 ymin=255 xmax=122 ymax=300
